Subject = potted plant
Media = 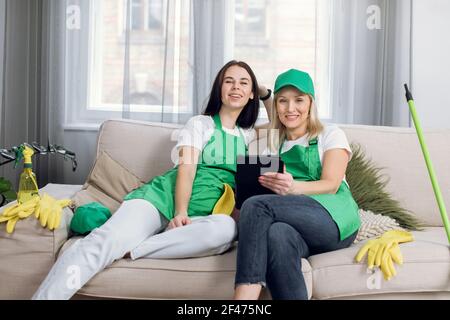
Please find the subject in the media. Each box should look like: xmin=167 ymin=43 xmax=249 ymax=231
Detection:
xmin=0 ymin=177 xmax=17 ymax=207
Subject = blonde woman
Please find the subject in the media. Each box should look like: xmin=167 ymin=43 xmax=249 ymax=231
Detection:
xmin=233 ymin=69 xmax=360 ymax=300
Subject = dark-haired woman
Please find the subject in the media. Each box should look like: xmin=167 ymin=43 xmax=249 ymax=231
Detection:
xmin=33 ymin=60 xmax=261 ymax=299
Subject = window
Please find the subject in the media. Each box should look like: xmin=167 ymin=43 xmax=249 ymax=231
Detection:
xmin=235 ymin=0 xmax=268 ymax=46
xmin=65 ymin=0 xmax=332 ymax=126
xmin=147 ymin=0 xmax=163 ymax=29
xmin=130 ymin=0 xmax=163 ymax=31
xmin=233 ymin=0 xmax=332 ymax=119
xmin=69 ymin=0 xmax=191 ymax=124
xmin=131 ymin=0 xmax=143 ymax=30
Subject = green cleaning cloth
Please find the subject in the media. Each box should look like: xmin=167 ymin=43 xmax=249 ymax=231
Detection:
xmin=70 ymin=202 xmax=111 ymax=235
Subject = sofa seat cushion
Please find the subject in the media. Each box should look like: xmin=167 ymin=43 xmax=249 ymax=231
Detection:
xmin=308 ymin=227 xmax=450 ymax=299
xmin=0 ymin=183 xmax=82 ymax=299
xmin=59 ymin=239 xmax=313 ymax=299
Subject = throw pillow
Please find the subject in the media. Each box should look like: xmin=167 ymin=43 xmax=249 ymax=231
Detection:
xmin=71 ymin=151 xmax=143 ymax=213
xmin=346 ymin=143 xmax=424 ymax=231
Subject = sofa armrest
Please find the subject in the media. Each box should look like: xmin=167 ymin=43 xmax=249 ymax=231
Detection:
xmin=0 ymin=183 xmax=81 ymax=299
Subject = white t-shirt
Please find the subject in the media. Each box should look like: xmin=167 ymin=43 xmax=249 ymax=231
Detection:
xmin=281 ymin=125 xmax=352 ymax=164
xmin=175 ymin=115 xmax=257 ymax=152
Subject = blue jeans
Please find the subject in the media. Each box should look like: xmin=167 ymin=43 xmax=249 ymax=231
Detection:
xmin=235 ymin=194 xmax=358 ymax=300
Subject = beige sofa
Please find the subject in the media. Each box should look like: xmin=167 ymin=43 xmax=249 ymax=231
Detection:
xmin=1 ymin=119 xmax=449 ymax=300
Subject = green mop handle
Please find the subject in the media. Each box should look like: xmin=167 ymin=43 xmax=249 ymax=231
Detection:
xmin=404 ymin=84 xmax=450 ymax=243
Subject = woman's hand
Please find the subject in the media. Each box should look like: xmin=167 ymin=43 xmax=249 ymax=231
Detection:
xmin=259 ymin=85 xmax=270 ymax=98
xmin=231 ymin=207 xmax=240 ymax=223
xmin=168 ymin=214 xmax=192 ymax=229
xmin=258 ymin=171 xmax=294 ymax=195
xmin=255 ymin=85 xmax=273 ymax=135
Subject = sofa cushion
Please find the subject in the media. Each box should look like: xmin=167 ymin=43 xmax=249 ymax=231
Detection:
xmin=59 ymin=241 xmax=313 ymax=300
xmin=341 ymin=125 xmax=450 ymax=227
xmin=96 ymin=120 xmax=181 ymax=182
xmin=308 ymin=227 xmax=450 ymax=299
xmin=72 ymin=151 xmax=143 ymax=213
xmin=347 ymin=144 xmax=423 ymax=230
xmin=0 ymin=183 xmax=82 ymax=299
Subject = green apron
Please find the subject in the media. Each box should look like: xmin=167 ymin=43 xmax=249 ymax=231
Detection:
xmin=124 ymin=114 xmax=247 ymax=221
xmin=280 ymin=137 xmax=360 ymax=240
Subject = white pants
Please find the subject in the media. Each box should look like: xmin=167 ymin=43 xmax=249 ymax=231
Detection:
xmin=32 ymin=199 xmax=237 ymax=300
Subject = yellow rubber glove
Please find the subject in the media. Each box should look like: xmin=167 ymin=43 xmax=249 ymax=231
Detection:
xmin=212 ymin=183 xmax=235 ymax=215
xmin=355 ymin=230 xmax=414 ymax=280
xmin=36 ymin=193 xmax=72 ymax=231
xmin=0 ymin=196 xmax=40 ymax=234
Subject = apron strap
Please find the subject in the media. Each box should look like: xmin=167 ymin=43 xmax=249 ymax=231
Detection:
xmin=279 ymin=136 xmax=318 ymax=154
xmin=213 ymin=114 xmax=248 ymax=153
xmin=237 ymin=127 xmax=248 ymax=153
xmin=279 ymin=140 xmax=284 ymax=155
xmin=212 ymin=114 xmax=223 ymax=130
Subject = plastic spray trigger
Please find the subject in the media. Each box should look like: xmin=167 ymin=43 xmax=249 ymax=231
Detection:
xmin=13 ymin=145 xmax=24 ymax=168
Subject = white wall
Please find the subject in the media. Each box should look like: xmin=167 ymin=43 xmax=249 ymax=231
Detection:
xmin=412 ymin=0 xmax=450 ymax=129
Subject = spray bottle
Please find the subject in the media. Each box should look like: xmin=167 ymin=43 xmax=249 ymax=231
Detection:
xmin=15 ymin=145 xmax=39 ymax=203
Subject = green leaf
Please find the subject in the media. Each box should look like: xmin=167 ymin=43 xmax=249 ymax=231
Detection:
xmin=3 ymin=190 xmax=17 ymax=201
xmin=0 ymin=177 xmax=12 ymax=193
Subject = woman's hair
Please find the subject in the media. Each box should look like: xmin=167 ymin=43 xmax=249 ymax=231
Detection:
xmin=269 ymin=89 xmax=324 ymax=153
xmin=203 ymin=60 xmax=259 ymax=129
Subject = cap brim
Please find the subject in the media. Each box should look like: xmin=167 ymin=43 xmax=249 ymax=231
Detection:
xmin=274 ymin=83 xmax=313 ymax=98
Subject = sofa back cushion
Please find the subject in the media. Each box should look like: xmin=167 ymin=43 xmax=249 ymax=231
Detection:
xmin=72 ymin=151 xmax=143 ymax=213
xmin=340 ymin=125 xmax=450 ymax=227
xmin=95 ymin=120 xmax=450 ymax=227
xmin=96 ymin=120 xmax=182 ymax=182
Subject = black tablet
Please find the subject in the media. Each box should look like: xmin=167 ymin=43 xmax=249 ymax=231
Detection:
xmin=235 ymin=155 xmax=284 ymax=209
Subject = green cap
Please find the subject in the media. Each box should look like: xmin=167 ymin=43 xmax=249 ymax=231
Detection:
xmin=70 ymin=202 xmax=112 ymax=235
xmin=274 ymin=69 xmax=315 ymax=98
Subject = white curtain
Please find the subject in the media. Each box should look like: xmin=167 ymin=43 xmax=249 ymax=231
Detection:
xmin=38 ymin=0 xmax=67 ymax=185
xmin=0 ymin=0 xmax=5 ymax=144
xmin=330 ymin=0 xmax=412 ymax=127
xmin=190 ymin=0 xmax=232 ymax=115
xmin=1 ymin=0 xmax=38 ymax=185
xmin=121 ymin=0 xmax=192 ymax=123
xmin=0 ymin=0 xmax=67 ymax=188
xmin=61 ymin=0 xmax=233 ymax=183
xmin=1 ymin=0 xmax=236 ymax=187
xmin=121 ymin=0 xmax=232 ymax=120
xmin=64 ymin=0 xmax=229 ymax=125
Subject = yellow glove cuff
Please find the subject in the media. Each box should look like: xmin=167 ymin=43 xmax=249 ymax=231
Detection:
xmin=212 ymin=183 xmax=235 ymax=215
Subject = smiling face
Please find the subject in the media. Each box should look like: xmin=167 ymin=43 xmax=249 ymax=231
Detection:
xmin=221 ymin=65 xmax=254 ymax=111
xmin=275 ymin=86 xmax=311 ymax=134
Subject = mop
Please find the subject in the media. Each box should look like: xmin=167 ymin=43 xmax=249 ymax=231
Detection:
xmin=404 ymin=84 xmax=450 ymax=243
